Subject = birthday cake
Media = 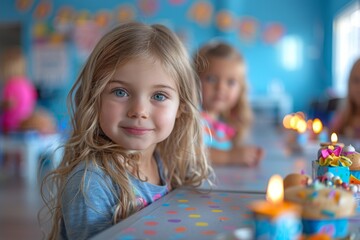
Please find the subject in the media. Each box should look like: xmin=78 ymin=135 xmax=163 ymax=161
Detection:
xmin=312 ymin=144 xmax=352 ymax=184
xmin=284 ymin=182 xmax=357 ymax=238
xmin=343 ymin=145 xmax=360 ymax=185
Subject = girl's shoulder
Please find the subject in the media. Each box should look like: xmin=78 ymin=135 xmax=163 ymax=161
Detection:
xmin=65 ymin=161 xmax=114 ymax=190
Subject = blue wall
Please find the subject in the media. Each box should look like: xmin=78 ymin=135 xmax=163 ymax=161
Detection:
xmin=0 ymin=0 xmax=356 ymax=128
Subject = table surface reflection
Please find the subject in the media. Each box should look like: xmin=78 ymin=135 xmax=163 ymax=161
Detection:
xmin=91 ymin=124 xmax=360 ymax=239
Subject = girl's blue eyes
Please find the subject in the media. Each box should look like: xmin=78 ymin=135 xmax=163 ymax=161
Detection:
xmin=153 ymin=94 xmax=166 ymax=101
xmin=113 ymin=89 xmax=167 ymax=101
xmin=205 ymin=76 xmax=237 ymax=87
xmin=206 ymin=75 xmax=217 ymax=83
xmin=114 ymin=89 xmax=128 ymax=97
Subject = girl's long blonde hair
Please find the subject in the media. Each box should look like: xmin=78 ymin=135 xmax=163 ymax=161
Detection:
xmin=41 ymin=22 xmax=212 ymax=239
xmin=333 ymin=58 xmax=360 ymax=135
xmin=194 ymin=42 xmax=253 ymax=143
xmin=0 ymin=47 xmax=27 ymax=81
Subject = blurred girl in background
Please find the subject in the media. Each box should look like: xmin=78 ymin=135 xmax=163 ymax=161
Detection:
xmin=330 ymin=58 xmax=360 ymax=139
xmin=194 ymin=41 xmax=264 ymax=166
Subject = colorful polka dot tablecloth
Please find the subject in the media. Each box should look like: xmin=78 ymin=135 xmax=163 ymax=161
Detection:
xmin=92 ymin=188 xmax=264 ymax=240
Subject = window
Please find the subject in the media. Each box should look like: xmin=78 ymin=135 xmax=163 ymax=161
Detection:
xmin=333 ymin=2 xmax=360 ymax=97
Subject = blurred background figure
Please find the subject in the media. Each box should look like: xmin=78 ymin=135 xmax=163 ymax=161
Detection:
xmin=194 ymin=41 xmax=264 ymax=167
xmin=0 ymin=47 xmax=37 ymax=133
xmin=330 ymin=58 xmax=360 ymax=139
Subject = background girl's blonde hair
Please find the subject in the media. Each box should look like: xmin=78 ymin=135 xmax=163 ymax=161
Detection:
xmin=335 ymin=58 xmax=360 ymax=134
xmin=41 ymin=22 xmax=212 ymax=239
xmin=0 ymin=47 xmax=27 ymax=81
xmin=194 ymin=42 xmax=253 ymax=143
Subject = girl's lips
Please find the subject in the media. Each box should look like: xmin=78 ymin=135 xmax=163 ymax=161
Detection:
xmin=122 ymin=127 xmax=152 ymax=135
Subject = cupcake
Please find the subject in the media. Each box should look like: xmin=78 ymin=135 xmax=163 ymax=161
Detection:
xmin=284 ymin=183 xmax=356 ymax=238
xmin=343 ymin=145 xmax=360 ymax=185
xmin=283 ymin=173 xmax=312 ymax=190
xmin=313 ymin=145 xmax=351 ymax=184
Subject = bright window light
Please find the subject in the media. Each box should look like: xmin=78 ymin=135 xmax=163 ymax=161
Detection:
xmin=333 ymin=2 xmax=360 ymax=97
xmin=279 ymin=36 xmax=303 ymax=70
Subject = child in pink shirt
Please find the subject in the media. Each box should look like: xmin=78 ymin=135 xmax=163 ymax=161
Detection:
xmin=0 ymin=48 xmax=37 ymax=132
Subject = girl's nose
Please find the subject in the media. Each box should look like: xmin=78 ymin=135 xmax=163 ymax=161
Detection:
xmin=127 ymin=99 xmax=149 ymax=119
xmin=217 ymin=79 xmax=227 ymax=91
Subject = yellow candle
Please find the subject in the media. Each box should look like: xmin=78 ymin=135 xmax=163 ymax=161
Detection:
xmin=249 ymin=175 xmax=302 ymax=239
xmin=249 ymin=175 xmax=300 ymax=218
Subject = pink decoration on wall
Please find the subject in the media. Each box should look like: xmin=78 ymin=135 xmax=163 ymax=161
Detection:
xmin=216 ymin=10 xmax=233 ymax=31
xmin=16 ymin=0 xmax=34 ymax=12
xmin=188 ymin=1 xmax=213 ymax=26
xmin=116 ymin=5 xmax=136 ymax=23
xmin=238 ymin=17 xmax=258 ymax=43
xmin=138 ymin=0 xmax=159 ymax=16
xmin=73 ymin=21 xmax=104 ymax=60
xmin=263 ymin=23 xmax=285 ymax=44
xmin=33 ymin=1 xmax=52 ymax=19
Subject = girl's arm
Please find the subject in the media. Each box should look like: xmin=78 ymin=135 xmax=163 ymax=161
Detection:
xmin=61 ymin=170 xmax=118 ymax=240
xmin=208 ymin=145 xmax=264 ymax=167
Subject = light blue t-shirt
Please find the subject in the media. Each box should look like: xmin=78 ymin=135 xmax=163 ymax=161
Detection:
xmin=59 ymin=154 xmax=169 ymax=240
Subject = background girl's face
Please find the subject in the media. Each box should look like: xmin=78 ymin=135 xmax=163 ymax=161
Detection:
xmin=349 ymin=63 xmax=360 ymax=108
xmin=200 ymin=57 xmax=244 ymax=116
xmin=99 ymin=57 xmax=181 ymax=151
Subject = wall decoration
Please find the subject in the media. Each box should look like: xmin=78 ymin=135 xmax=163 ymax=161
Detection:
xmin=116 ymin=5 xmax=136 ymax=23
xmin=169 ymin=0 xmax=185 ymax=5
xmin=73 ymin=20 xmax=105 ymax=60
xmin=32 ymin=43 xmax=69 ymax=87
xmin=74 ymin=10 xmax=91 ymax=25
xmin=138 ymin=0 xmax=159 ymax=17
xmin=53 ymin=6 xmax=74 ymax=37
xmin=16 ymin=0 xmax=34 ymax=12
xmin=32 ymin=22 xmax=49 ymax=42
xmin=188 ymin=1 xmax=213 ymax=26
xmin=33 ymin=0 xmax=52 ymax=20
xmin=263 ymin=23 xmax=285 ymax=44
xmin=216 ymin=10 xmax=233 ymax=31
xmin=95 ymin=10 xmax=113 ymax=28
xmin=238 ymin=17 xmax=258 ymax=43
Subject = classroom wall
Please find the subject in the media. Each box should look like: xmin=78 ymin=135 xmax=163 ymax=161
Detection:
xmin=0 ymin=0 xmax=355 ymax=128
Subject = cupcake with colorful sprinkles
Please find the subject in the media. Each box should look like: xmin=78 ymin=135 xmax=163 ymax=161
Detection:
xmin=343 ymin=145 xmax=360 ymax=186
xmin=284 ymin=181 xmax=356 ymax=238
xmin=313 ymin=144 xmax=352 ymax=184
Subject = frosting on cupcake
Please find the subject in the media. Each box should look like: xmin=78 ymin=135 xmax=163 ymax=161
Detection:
xmin=284 ymin=183 xmax=356 ymax=219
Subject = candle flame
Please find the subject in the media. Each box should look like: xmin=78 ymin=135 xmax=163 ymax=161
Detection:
xmin=312 ymin=118 xmax=323 ymax=134
xmin=289 ymin=115 xmax=299 ymax=130
xmin=266 ymin=175 xmax=284 ymax=204
xmin=282 ymin=114 xmax=292 ymax=129
xmin=296 ymin=119 xmax=307 ymax=133
xmin=331 ymin=133 xmax=338 ymax=144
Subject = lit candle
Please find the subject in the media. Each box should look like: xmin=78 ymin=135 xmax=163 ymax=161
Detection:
xmin=320 ymin=132 xmax=344 ymax=148
xmin=296 ymin=118 xmax=308 ymax=146
xmin=249 ymin=175 xmax=302 ymax=239
xmin=312 ymin=118 xmax=328 ymax=142
xmin=317 ymin=133 xmax=344 ymax=160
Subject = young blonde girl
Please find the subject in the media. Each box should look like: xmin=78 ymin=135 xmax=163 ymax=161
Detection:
xmin=0 ymin=47 xmax=37 ymax=132
xmin=41 ymin=22 xmax=212 ymax=240
xmin=194 ymin=41 xmax=264 ymax=166
xmin=330 ymin=58 xmax=360 ymax=138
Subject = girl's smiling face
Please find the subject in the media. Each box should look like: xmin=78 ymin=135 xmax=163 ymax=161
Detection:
xmin=99 ymin=57 xmax=181 ymax=151
xmin=200 ymin=56 xmax=244 ymax=117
